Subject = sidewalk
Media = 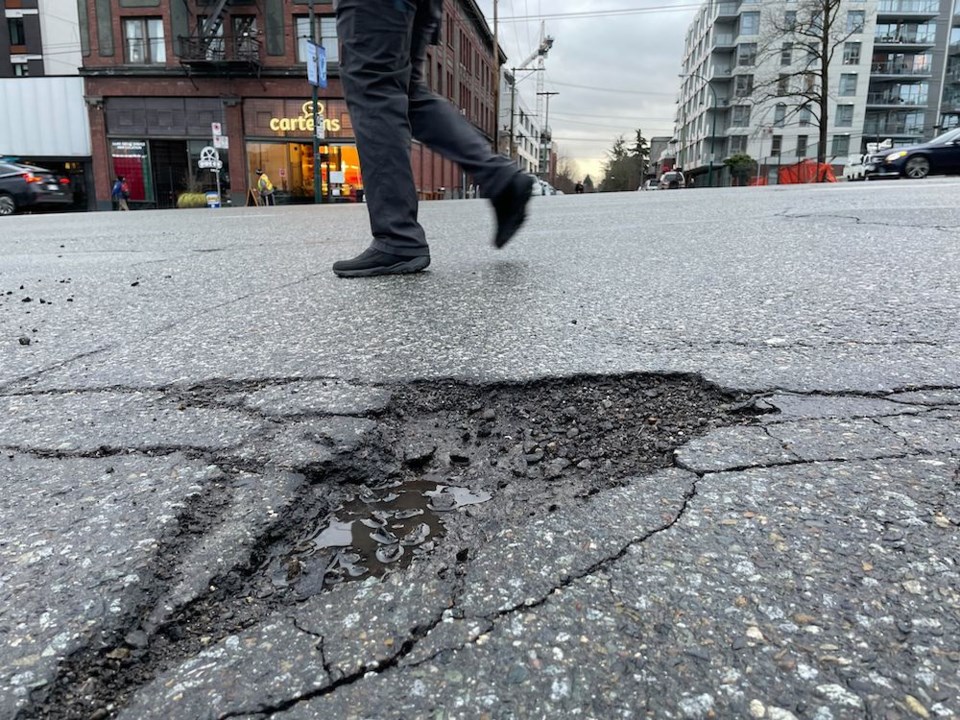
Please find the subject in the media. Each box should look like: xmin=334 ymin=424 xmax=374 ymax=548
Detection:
xmin=2 ymin=181 xmax=959 ymax=719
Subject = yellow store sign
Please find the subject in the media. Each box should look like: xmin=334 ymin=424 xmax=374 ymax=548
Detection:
xmin=269 ymin=101 xmax=342 ymax=134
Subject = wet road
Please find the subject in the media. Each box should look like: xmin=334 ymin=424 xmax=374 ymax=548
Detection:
xmin=1 ymin=180 xmax=959 ymax=719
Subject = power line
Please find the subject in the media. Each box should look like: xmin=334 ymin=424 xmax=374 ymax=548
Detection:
xmin=498 ymin=4 xmax=701 ymax=22
xmin=548 ymin=80 xmax=676 ymax=96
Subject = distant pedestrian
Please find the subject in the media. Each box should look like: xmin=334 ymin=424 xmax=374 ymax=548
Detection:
xmin=575 ymin=181 xmax=584 ymax=194
xmin=331 ymin=0 xmax=532 ymax=278
xmin=256 ymin=168 xmax=275 ymax=206
xmin=111 ymin=176 xmax=130 ymax=211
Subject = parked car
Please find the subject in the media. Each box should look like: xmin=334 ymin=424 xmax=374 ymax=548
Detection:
xmin=863 ymin=127 xmax=960 ymax=180
xmin=0 ymin=162 xmax=74 ymax=215
xmin=639 ymin=179 xmax=659 ymax=191
xmin=842 ymin=154 xmax=868 ymax=181
xmin=659 ymin=171 xmax=685 ymax=190
xmin=526 ymin=174 xmax=556 ymax=196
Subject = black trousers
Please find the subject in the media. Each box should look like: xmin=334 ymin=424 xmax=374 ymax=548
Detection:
xmin=336 ymin=0 xmax=517 ymax=257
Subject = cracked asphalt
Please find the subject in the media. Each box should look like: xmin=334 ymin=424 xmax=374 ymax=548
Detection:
xmin=2 ymin=179 xmax=959 ymax=719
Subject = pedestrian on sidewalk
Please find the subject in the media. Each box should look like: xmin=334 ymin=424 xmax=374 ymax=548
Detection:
xmin=332 ymin=0 xmax=532 ymax=278
xmin=111 ymin=176 xmax=130 ymax=211
xmin=256 ymin=168 xmax=276 ymax=206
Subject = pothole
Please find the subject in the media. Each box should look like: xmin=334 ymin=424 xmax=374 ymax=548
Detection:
xmin=25 ymin=372 xmax=762 ymax=720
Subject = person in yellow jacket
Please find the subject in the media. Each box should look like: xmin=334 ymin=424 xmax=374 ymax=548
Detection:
xmin=256 ymin=168 xmax=275 ymax=206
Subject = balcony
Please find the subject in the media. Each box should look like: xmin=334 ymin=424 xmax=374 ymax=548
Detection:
xmin=715 ymin=2 xmax=739 ymax=19
xmin=177 ymin=35 xmax=262 ymax=74
xmin=713 ymin=33 xmax=736 ymax=48
xmin=863 ymin=121 xmax=924 ymax=136
xmin=951 ymin=42 xmax=960 ymax=56
xmin=943 ymin=94 xmax=960 ymax=111
xmin=871 ymin=61 xmax=932 ymax=76
xmin=866 ymin=91 xmax=928 ymax=106
xmin=876 ymin=0 xmax=940 ymax=18
xmin=873 ymin=32 xmax=936 ymax=47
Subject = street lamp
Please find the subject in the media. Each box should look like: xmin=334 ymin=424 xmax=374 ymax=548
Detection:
xmin=679 ymin=72 xmax=718 ymax=188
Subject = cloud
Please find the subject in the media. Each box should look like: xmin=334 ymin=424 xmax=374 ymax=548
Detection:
xmin=473 ymin=0 xmax=697 ymax=179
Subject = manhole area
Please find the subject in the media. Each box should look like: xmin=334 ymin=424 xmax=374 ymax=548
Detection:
xmin=263 ymin=373 xmax=758 ymax=597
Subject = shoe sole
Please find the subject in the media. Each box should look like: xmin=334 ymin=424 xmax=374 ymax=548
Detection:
xmin=333 ymin=255 xmax=430 ymax=278
xmin=494 ymin=183 xmax=533 ymax=249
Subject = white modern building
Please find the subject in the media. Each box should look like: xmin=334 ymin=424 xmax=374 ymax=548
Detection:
xmin=675 ymin=0 xmax=960 ymax=185
xmin=498 ymin=67 xmax=549 ymax=176
xmin=1 ymin=0 xmax=92 ymax=208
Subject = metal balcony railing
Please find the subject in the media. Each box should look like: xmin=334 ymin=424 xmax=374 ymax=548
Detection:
xmin=874 ymin=31 xmax=936 ymax=44
xmin=866 ymin=91 xmax=928 ymax=105
xmin=178 ymin=36 xmax=261 ymax=64
xmin=871 ymin=61 xmax=932 ymax=75
xmin=863 ymin=122 xmax=923 ymax=135
xmin=876 ymin=0 xmax=940 ymax=15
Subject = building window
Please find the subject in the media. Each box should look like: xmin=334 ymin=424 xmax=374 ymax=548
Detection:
xmin=737 ymin=43 xmax=757 ymax=66
xmin=731 ymin=105 xmax=751 ymax=126
xmin=783 ymin=11 xmax=797 ymax=30
xmin=836 ymin=104 xmax=854 ymax=126
xmin=777 ymin=74 xmax=790 ymax=95
xmin=796 ymin=135 xmax=808 ymax=157
xmin=734 ymin=74 xmax=754 ymax=97
xmin=8 ymin=17 xmax=26 ymax=45
xmin=739 ymin=12 xmax=760 ymax=36
xmin=799 ymin=106 xmax=812 ymax=126
xmin=771 ymin=134 xmax=783 ymax=156
xmin=124 ymin=18 xmax=166 ymax=64
xmin=774 ymin=103 xmax=787 ymax=127
xmin=846 ymin=11 xmax=865 ymax=34
xmin=781 ymin=42 xmax=792 ymax=67
xmin=295 ymin=17 xmax=338 ymax=63
xmin=12 ymin=62 xmax=29 ymax=77
xmin=831 ymin=135 xmax=850 ymax=156
xmin=843 ymin=42 xmax=861 ymax=65
xmin=839 ymin=73 xmax=857 ymax=96
xmin=729 ymin=135 xmax=748 ymax=154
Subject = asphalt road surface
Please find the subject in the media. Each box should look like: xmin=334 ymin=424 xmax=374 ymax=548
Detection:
xmin=1 ymin=179 xmax=958 ymax=719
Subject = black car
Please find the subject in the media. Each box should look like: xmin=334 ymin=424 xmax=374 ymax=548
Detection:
xmin=864 ymin=127 xmax=960 ymax=180
xmin=0 ymin=162 xmax=74 ymax=216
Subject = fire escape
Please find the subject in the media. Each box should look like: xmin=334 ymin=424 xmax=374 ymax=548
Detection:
xmin=177 ymin=0 xmax=263 ymax=77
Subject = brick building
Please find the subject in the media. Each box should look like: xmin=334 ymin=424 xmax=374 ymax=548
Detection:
xmin=78 ymin=0 xmax=499 ymax=209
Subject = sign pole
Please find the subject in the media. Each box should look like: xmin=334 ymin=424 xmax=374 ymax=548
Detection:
xmin=310 ymin=0 xmax=321 ymax=204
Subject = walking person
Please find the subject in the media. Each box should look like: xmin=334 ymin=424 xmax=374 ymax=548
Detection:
xmin=332 ymin=0 xmax=532 ymax=278
xmin=111 ymin=176 xmax=130 ymax=211
xmin=256 ymin=168 xmax=276 ymax=206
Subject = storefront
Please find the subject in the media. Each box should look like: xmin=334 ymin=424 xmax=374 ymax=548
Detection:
xmin=102 ymin=97 xmax=231 ymax=209
xmin=243 ymin=98 xmax=362 ymax=203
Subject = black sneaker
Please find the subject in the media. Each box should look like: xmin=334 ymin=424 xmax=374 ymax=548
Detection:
xmin=492 ymin=173 xmax=532 ymax=248
xmin=332 ymin=248 xmax=430 ymax=278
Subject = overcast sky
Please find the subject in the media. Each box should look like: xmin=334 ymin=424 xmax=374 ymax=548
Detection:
xmin=473 ymin=0 xmax=700 ymax=180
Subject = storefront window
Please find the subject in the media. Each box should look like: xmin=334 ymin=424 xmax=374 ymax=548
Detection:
xmin=110 ymin=140 xmax=152 ymax=202
xmin=246 ymin=142 xmax=362 ymax=203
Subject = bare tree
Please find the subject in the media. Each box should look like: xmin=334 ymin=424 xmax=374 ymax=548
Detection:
xmin=755 ymin=0 xmax=860 ymax=169
xmin=554 ymin=157 xmax=577 ymax=194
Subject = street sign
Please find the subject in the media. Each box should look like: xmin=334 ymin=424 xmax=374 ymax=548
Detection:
xmin=306 ymin=41 xmax=327 ymax=89
xmin=213 ymin=135 xmax=229 ymax=150
xmin=315 ymin=116 xmax=325 ymax=140
xmin=198 ymin=146 xmax=221 ymax=169
xmin=211 ymin=122 xmax=222 ymax=137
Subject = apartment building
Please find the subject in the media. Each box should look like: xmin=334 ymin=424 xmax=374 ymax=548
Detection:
xmin=676 ymin=0 xmax=959 ymax=186
xmin=77 ymin=0 xmax=499 ymax=209
xmin=498 ymin=68 xmax=550 ymax=176
xmin=1 ymin=0 xmax=93 ymax=209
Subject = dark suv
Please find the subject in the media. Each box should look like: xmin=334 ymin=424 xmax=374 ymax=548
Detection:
xmin=0 ymin=162 xmax=74 ymax=215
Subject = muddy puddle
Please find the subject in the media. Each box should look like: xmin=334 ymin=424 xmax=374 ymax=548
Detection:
xmin=264 ymin=478 xmax=492 ymax=595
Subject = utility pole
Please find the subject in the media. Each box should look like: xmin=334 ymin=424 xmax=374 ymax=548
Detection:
xmin=492 ymin=0 xmax=499 ymax=153
xmin=536 ymin=90 xmax=558 ymax=178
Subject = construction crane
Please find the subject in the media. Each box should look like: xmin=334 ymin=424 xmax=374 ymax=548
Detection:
xmin=508 ymin=24 xmax=554 ymax=164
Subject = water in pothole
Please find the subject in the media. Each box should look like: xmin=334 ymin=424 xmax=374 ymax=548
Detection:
xmin=266 ymin=478 xmax=492 ymax=596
